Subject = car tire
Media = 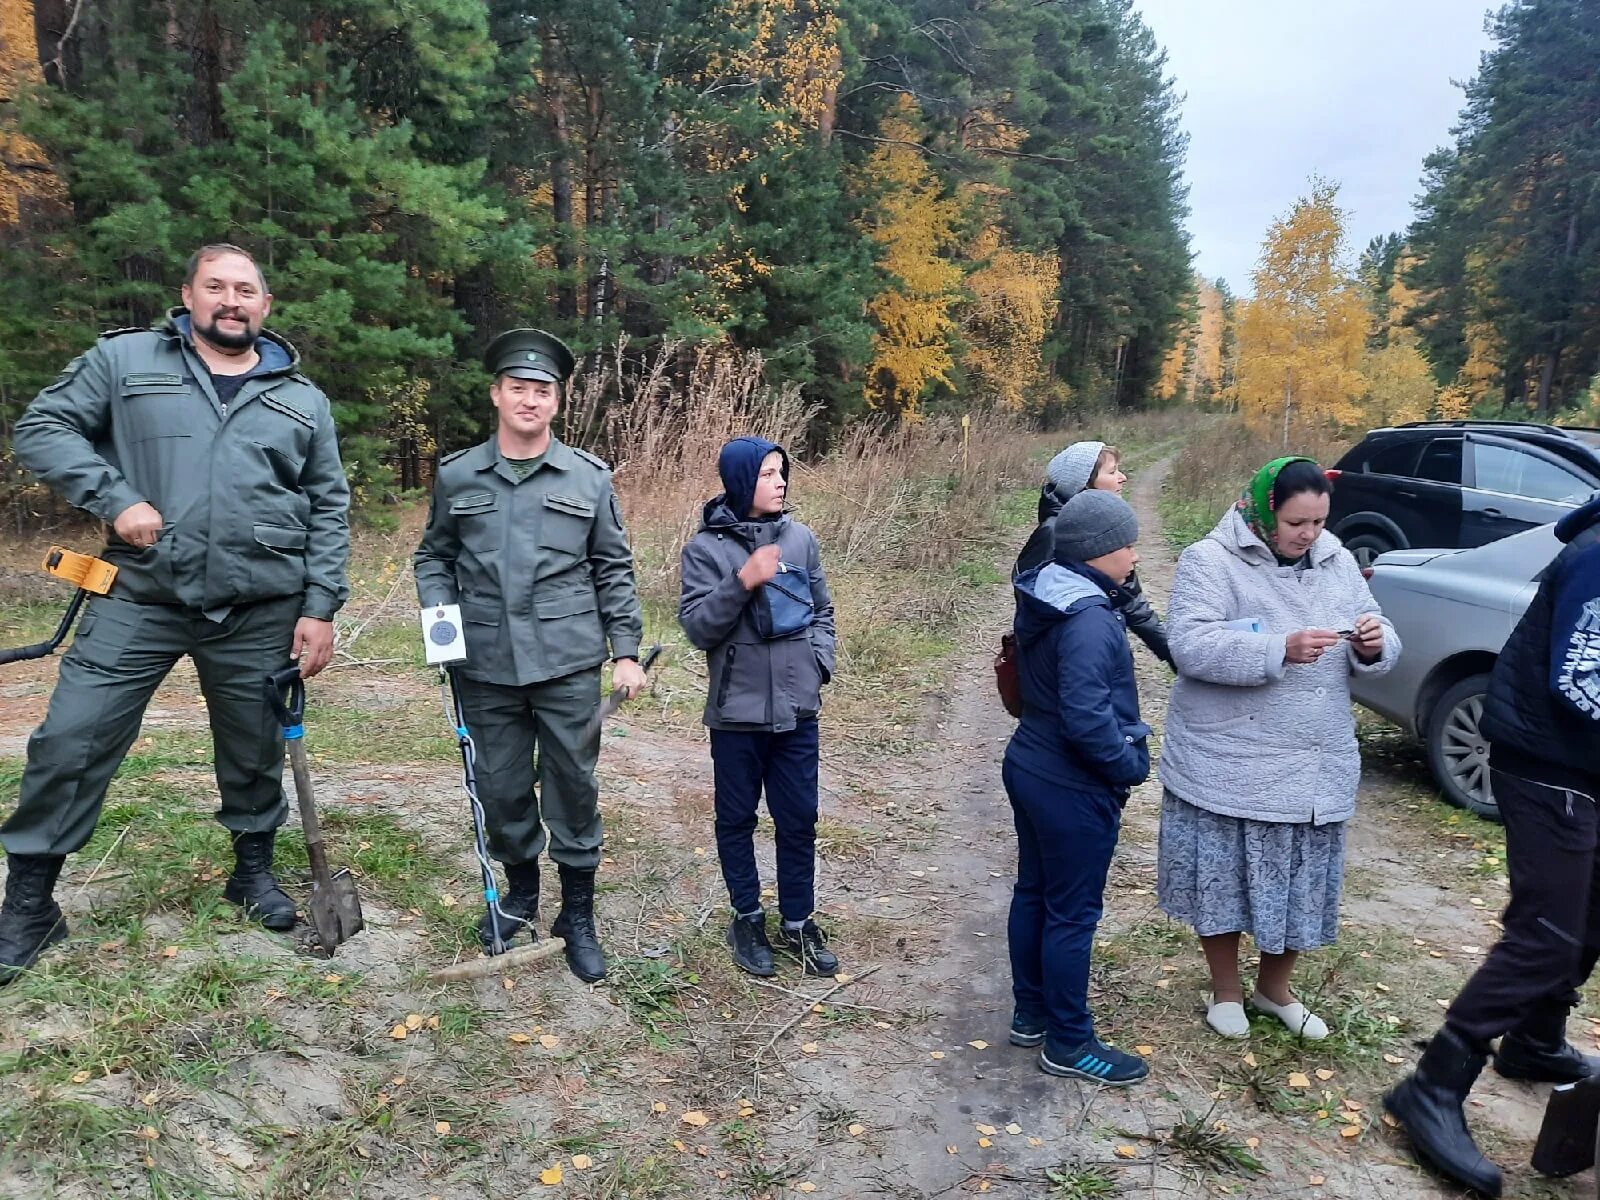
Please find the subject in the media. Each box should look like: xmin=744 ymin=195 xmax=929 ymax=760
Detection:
xmin=1424 ymin=673 xmax=1500 ymax=821
xmin=1343 ymin=531 xmax=1396 ymax=570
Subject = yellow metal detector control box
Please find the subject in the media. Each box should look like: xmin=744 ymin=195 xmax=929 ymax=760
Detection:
xmin=43 ymin=547 xmax=118 ymax=595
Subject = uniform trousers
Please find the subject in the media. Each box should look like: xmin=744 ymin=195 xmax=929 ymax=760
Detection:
xmin=1 ymin=594 xmax=300 ymax=855
xmin=455 ymin=667 xmax=603 ymax=870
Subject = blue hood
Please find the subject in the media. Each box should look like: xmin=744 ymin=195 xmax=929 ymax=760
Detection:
xmin=1556 ymin=492 xmax=1600 ymax=544
xmin=717 ymin=436 xmax=788 ymax=522
xmin=1013 ymin=563 xmax=1112 ymax=639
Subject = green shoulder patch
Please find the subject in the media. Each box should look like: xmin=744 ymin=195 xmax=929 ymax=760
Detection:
xmin=571 ymin=446 xmax=610 ymax=471
xmin=440 ymin=446 xmax=474 ymax=465
xmin=98 ymin=326 xmax=148 ymax=340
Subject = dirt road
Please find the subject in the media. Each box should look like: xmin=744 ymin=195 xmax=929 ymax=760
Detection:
xmin=0 ymin=457 xmax=1583 ymax=1199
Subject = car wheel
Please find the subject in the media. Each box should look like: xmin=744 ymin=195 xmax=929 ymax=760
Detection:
xmin=1424 ymin=673 xmax=1500 ymax=821
xmin=1343 ymin=531 xmax=1395 ymax=570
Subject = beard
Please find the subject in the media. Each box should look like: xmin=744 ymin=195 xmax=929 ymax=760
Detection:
xmin=195 ymin=311 xmax=259 ymax=351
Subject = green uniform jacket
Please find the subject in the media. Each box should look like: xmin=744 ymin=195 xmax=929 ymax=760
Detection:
xmin=13 ymin=310 xmax=351 ymax=620
xmin=413 ymin=436 xmax=644 ymax=686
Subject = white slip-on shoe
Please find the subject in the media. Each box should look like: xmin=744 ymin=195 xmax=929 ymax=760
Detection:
xmin=1250 ymin=991 xmax=1329 ymax=1040
xmin=1205 ymin=993 xmax=1250 ymax=1039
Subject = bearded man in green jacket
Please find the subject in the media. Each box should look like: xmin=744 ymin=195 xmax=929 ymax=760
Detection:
xmin=0 ymin=244 xmax=351 ymax=984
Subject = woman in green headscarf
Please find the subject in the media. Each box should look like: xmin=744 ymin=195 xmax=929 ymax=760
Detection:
xmin=1155 ymin=458 xmax=1400 ymax=1041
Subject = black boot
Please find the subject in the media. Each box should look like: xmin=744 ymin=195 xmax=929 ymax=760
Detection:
xmin=222 ymin=832 xmax=297 ymax=931
xmin=726 ymin=913 xmax=776 ymax=977
xmin=479 ymin=860 xmax=540 ymax=951
xmin=1383 ymin=1026 xmax=1503 ymax=1197
xmin=550 ymin=865 xmax=606 ymax=982
xmin=1495 ymin=1001 xmax=1600 ymax=1083
xmin=0 ymin=854 xmax=68 ymax=986
xmin=776 ymin=918 xmax=839 ymax=977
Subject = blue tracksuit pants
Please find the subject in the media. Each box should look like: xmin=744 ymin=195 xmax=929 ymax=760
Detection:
xmin=1002 ymin=752 xmax=1123 ymax=1050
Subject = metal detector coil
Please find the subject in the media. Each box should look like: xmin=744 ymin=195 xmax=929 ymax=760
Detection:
xmin=0 ymin=548 xmax=118 ymax=667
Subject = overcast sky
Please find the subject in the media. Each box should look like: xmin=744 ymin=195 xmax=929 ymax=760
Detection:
xmin=1134 ymin=0 xmax=1498 ymax=294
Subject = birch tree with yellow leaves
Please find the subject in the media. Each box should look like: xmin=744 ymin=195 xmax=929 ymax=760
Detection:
xmin=1232 ymin=181 xmax=1369 ymax=444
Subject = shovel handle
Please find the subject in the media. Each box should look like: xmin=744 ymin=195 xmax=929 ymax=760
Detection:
xmin=266 ymin=666 xmax=306 ymax=733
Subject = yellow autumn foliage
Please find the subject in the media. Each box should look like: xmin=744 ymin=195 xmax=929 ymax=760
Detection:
xmin=1232 ymin=182 xmax=1368 ymax=441
xmin=1159 ymin=275 xmax=1227 ymax=404
xmin=1360 ymin=328 xmax=1437 ymax=426
xmin=0 ymin=0 xmax=56 ymax=225
xmin=713 ymin=0 xmax=842 ymax=137
xmin=859 ymin=96 xmax=963 ymax=415
xmin=961 ymin=223 xmax=1059 ymax=411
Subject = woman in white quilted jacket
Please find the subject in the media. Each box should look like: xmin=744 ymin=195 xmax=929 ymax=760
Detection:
xmin=1157 ymin=458 xmax=1400 ymax=1041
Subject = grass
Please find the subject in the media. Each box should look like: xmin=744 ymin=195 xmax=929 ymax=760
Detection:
xmin=1158 ymin=1110 xmax=1265 ymax=1174
xmin=1045 ymin=1161 xmax=1122 ymax=1198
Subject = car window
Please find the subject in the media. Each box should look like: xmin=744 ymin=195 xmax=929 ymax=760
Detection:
xmin=1364 ymin=441 xmax=1422 ymax=476
xmin=1473 ymin=442 xmax=1590 ymax=504
xmin=1414 ymin=438 xmax=1463 ymax=484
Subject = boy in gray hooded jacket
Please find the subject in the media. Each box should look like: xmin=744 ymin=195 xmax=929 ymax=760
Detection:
xmin=679 ymin=438 xmax=839 ymax=977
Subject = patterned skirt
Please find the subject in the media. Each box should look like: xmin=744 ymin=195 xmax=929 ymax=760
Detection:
xmin=1156 ymin=789 xmax=1346 ymax=955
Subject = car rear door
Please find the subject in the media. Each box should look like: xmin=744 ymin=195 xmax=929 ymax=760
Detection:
xmin=1461 ymin=435 xmax=1594 ymax=547
xmin=1396 ymin=434 xmax=1466 ymax=548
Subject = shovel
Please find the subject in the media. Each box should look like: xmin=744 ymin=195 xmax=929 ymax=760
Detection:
xmin=266 ymin=666 xmax=364 ymax=955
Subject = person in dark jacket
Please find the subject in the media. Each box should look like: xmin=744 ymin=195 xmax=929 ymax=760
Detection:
xmin=679 ymin=438 xmax=839 ymax=978
xmin=1385 ymin=493 xmax=1600 ymax=1199
xmin=1013 ymin=440 xmax=1170 ymax=665
xmin=1003 ymin=488 xmax=1152 ymax=1085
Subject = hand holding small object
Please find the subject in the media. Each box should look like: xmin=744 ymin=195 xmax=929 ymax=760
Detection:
xmin=1350 ymin=614 xmax=1385 ymax=662
xmin=738 ymin=544 xmax=781 ymax=591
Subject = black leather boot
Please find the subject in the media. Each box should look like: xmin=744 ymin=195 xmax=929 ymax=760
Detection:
xmin=479 ymin=859 xmax=540 ymax=950
xmin=727 ymin=913 xmax=776 ymax=977
xmin=776 ymin=918 xmax=839 ymax=976
xmin=1383 ymin=1026 xmax=1503 ymax=1197
xmin=1495 ymin=1001 xmax=1600 ymax=1083
xmin=550 ymin=865 xmax=606 ymax=982
xmin=0 ymin=854 xmax=69 ymax=986
xmin=222 ymin=831 xmax=298 ymax=931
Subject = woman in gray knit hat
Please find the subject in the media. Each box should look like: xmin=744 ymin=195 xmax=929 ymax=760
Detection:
xmin=1013 ymin=441 xmax=1170 ymax=665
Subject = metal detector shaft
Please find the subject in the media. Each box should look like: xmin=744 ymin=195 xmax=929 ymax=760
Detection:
xmin=0 ymin=589 xmax=88 ymax=666
xmin=443 ymin=664 xmax=513 ymax=956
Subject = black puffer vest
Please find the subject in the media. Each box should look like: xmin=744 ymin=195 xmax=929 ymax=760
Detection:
xmin=1481 ymin=497 xmax=1600 ymax=788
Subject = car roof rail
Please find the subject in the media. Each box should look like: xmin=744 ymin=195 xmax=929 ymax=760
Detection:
xmin=1393 ymin=419 xmax=1600 ymax=440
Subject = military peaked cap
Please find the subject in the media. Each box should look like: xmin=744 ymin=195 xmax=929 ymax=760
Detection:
xmin=485 ymin=328 xmax=575 ymax=383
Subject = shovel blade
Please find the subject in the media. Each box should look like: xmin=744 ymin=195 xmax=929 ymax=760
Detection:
xmin=306 ymin=868 xmax=364 ymax=954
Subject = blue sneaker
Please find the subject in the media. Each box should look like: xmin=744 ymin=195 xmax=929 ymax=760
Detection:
xmin=1039 ymin=1037 xmax=1149 ymax=1086
xmin=1009 ymin=1013 xmax=1046 ymax=1047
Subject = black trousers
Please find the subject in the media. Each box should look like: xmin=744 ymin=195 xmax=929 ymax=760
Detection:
xmin=1445 ymin=757 xmax=1600 ymax=1051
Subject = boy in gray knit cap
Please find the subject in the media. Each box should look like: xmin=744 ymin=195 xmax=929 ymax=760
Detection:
xmin=1013 ymin=440 xmax=1169 ymax=665
xmin=1002 ymin=488 xmax=1151 ymax=1083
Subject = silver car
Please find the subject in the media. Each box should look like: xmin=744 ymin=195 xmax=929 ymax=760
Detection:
xmin=1351 ymin=521 xmax=1561 ymax=819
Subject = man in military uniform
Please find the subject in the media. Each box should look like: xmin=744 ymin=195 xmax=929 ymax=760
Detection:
xmin=414 ymin=329 xmax=645 ymax=983
xmin=0 ymin=244 xmax=351 ymax=984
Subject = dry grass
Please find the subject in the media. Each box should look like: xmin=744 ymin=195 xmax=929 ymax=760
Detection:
xmin=1160 ymin=419 xmax=1357 ymax=551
